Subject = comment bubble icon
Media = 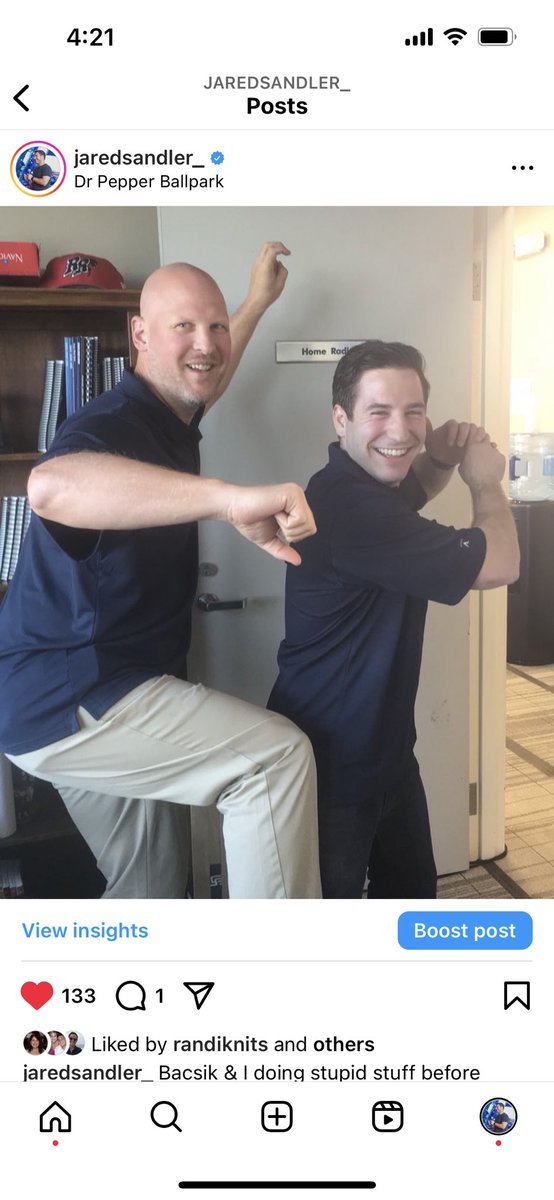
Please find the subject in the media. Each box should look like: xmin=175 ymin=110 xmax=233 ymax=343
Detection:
xmin=115 ymin=980 xmax=147 ymax=1011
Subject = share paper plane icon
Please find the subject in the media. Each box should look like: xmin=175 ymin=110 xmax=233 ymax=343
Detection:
xmin=183 ymin=982 xmax=215 ymax=1010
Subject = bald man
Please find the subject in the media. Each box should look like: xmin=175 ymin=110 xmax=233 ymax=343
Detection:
xmin=0 ymin=244 xmax=321 ymax=900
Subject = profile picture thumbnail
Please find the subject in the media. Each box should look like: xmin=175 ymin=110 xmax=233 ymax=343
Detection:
xmin=47 ymin=1030 xmax=67 ymax=1056
xmin=66 ymin=1031 xmax=84 ymax=1055
xmin=480 ymin=1097 xmax=517 ymax=1135
xmin=11 ymin=141 xmax=66 ymax=197
xmin=23 ymin=1030 xmax=48 ymax=1056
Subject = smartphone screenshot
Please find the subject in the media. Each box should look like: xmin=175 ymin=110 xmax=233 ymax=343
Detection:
xmin=1 ymin=3 xmax=552 ymax=1196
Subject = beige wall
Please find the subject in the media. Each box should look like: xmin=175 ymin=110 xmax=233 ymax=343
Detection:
xmin=512 ymin=206 xmax=554 ymax=432
xmin=0 ymin=207 xmax=160 ymax=288
xmin=161 ymin=205 xmax=475 ymax=874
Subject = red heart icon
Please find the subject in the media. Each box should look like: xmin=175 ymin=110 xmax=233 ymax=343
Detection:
xmin=21 ymin=981 xmax=54 ymax=1010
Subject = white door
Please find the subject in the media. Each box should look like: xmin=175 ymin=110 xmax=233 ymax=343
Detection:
xmin=159 ymin=206 xmax=476 ymax=876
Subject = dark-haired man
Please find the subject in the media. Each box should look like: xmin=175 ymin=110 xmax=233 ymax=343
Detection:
xmin=269 ymin=340 xmax=519 ymax=899
xmin=487 ymin=1102 xmax=512 ymax=1132
xmin=25 ymin=149 xmax=53 ymax=190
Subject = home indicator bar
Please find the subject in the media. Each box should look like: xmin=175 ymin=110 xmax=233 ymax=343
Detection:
xmin=178 ymin=1185 xmax=377 ymax=1191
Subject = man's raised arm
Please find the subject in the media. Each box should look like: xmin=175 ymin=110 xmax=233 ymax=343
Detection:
xmin=459 ymin=440 xmax=520 ymax=589
xmin=209 ymin=240 xmax=290 ymax=407
xmin=413 ymin=418 xmax=489 ymax=501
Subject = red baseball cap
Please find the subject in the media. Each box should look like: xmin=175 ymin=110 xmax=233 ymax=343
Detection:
xmin=40 ymin=253 xmax=125 ymax=289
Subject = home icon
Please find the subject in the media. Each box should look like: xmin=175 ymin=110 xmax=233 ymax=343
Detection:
xmin=39 ymin=1101 xmax=72 ymax=1133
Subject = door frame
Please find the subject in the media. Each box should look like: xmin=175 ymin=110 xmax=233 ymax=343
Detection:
xmin=471 ymin=207 xmax=514 ymax=859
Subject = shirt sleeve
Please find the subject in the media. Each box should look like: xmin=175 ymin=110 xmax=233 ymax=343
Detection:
xmin=39 ymin=410 xmax=138 ymax=463
xmin=33 ymin=413 xmax=135 ymax=557
xmin=330 ymin=482 xmax=487 ymax=605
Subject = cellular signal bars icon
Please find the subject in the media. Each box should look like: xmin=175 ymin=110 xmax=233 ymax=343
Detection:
xmin=405 ymin=27 xmax=434 ymax=46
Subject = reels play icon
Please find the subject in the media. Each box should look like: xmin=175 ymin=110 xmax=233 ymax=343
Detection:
xmin=372 ymin=1100 xmax=404 ymax=1132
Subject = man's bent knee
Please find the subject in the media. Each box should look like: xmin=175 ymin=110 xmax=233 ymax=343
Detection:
xmin=269 ymin=713 xmax=314 ymax=762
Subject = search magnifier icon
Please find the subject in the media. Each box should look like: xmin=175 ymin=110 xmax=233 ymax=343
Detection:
xmin=150 ymin=1101 xmax=182 ymax=1132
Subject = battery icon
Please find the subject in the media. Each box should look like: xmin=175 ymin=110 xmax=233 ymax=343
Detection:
xmin=478 ymin=28 xmax=514 ymax=44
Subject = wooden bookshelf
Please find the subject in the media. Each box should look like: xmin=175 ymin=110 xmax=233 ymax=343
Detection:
xmin=0 ymin=286 xmax=140 ymax=477
xmin=0 ymin=287 xmax=139 ymax=310
xmin=0 ymin=286 xmax=141 ymax=881
xmin=0 ymin=453 xmax=40 ymax=462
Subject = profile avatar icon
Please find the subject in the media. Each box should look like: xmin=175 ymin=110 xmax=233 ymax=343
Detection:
xmin=66 ymin=1031 xmax=84 ymax=1056
xmin=11 ymin=141 xmax=66 ymax=196
xmin=23 ymin=1030 xmax=48 ymax=1056
xmin=47 ymin=1030 xmax=67 ymax=1056
xmin=480 ymin=1097 xmax=517 ymax=1135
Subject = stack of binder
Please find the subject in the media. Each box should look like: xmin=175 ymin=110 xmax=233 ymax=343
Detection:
xmin=0 ymin=496 xmax=32 ymax=584
xmin=37 ymin=359 xmax=64 ymax=452
xmin=64 ymin=335 xmax=100 ymax=417
xmin=102 ymin=356 xmax=129 ymax=391
xmin=36 ymin=341 xmax=130 ymax=454
xmin=0 ymin=859 xmax=24 ymax=897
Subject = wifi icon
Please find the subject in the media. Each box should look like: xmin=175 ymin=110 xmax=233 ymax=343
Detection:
xmin=444 ymin=27 xmax=467 ymax=44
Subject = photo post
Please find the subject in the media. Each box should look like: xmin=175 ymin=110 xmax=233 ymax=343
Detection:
xmin=1 ymin=4 xmax=552 ymax=1195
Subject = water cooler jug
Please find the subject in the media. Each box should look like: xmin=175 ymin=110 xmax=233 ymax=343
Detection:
xmin=507 ymin=499 xmax=554 ymax=665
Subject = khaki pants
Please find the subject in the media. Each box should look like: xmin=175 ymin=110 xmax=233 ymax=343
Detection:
xmin=9 ymin=676 xmax=321 ymax=900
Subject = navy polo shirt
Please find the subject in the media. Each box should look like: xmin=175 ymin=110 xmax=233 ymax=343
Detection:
xmin=268 ymin=443 xmax=487 ymax=784
xmin=0 ymin=371 xmax=202 ymax=754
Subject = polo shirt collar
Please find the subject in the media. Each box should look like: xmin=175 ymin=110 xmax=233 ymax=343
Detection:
xmin=117 ymin=368 xmax=204 ymax=437
xmin=328 ymin=441 xmax=383 ymax=489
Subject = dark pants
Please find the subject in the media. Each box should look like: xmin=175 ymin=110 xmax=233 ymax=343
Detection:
xmin=316 ymin=755 xmax=437 ymax=899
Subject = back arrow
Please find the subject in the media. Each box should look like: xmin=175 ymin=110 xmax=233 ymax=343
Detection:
xmin=14 ymin=85 xmax=30 ymax=112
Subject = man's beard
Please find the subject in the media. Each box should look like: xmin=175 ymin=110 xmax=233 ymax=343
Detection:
xmin=174 ymin=389 xmax=206 ymax=410
xmin=149 ymin=362 xmax=221 ymax=413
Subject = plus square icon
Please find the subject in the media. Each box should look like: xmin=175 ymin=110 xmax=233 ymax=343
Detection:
xmin=261 ymin=1101 xmax=293 ymax=1132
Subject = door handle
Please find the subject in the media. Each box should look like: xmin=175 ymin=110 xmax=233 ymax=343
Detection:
xmin=196 ymin=593 xmax=247 ymax=612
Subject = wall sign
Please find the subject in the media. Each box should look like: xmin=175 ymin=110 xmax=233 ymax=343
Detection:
xmin=275 ymin=340 xmax=364 ymax=363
